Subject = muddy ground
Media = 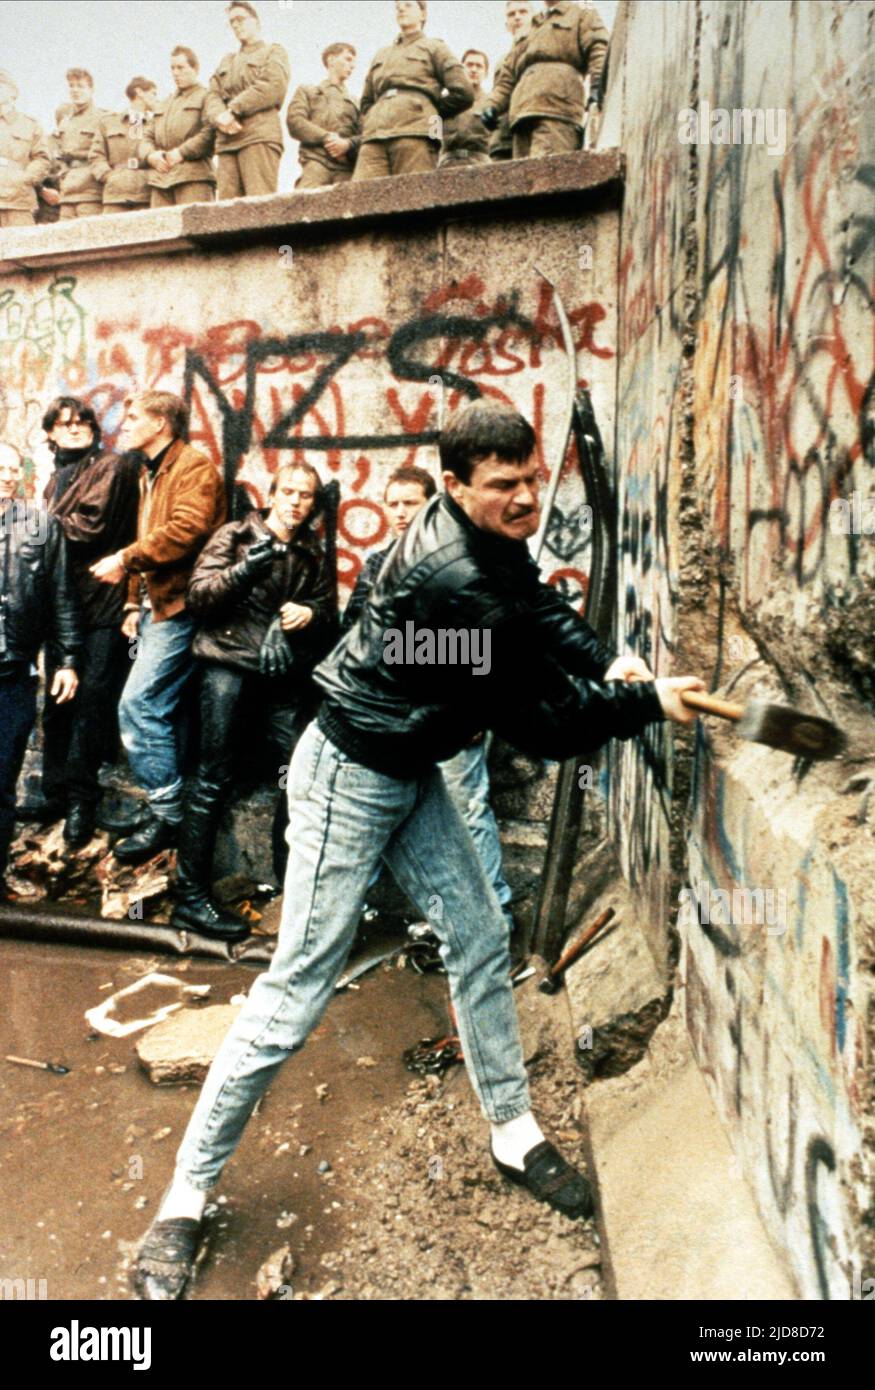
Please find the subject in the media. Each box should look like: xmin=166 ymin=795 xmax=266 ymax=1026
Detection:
xmin=0 ymin=932 xmax=603 ymax=1302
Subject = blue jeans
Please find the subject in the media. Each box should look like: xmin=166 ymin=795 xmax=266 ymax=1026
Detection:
xmin=175 ymin=722 xmax=531 ymax=1188
xmin=440 ymin=739 xmax=514 ymax=928
xmin=118 ymin=610 xmax=196 ymax=825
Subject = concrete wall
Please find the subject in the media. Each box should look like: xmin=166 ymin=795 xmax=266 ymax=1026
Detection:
xmin=607 ymin=0 xmax=874 ymax=1298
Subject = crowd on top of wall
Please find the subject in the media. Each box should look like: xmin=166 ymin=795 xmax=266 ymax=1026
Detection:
xmin=0 ymin=0 xmax=608 ymax=227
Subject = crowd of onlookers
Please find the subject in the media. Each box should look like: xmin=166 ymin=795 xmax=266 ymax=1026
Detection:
xmin=0 ymin=0 xmax=608 ymax=226
xmin=0 ymin=390 xmax=517 ymax=943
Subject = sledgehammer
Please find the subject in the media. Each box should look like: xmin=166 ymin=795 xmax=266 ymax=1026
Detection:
xmin=679 ymin=691 xmax=845 ymax=760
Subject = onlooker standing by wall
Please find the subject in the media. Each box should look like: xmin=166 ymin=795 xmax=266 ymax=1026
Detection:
xmin=140 ymin=48 xmax=216 ymax=208
xmin=482 ymin=1 xmax=608 ymax=159
xmin=89 ymin=78 xmax=160 ymax=215
xmin=353 ymin=0 xmax=473 ymax=182
xmin=54 ymin=68 xmax=105 ymax=219
xmin=205 ymin=1 xmax=290 ymax=200
xmin=175 ymin=462 xmax=337 ymax=937
xmin=286 ymin=42 xmax=360 ymax=190
xmin=41 ymin=397 xmax=140 ymax=849
xmin=439 ymin=49 xmax=491 ymax=168
xmin=0 ymin=71 xmax=51 ymax=228
xmin=0 ymin=445 xmax=81 ymax=895
xmin=489 ymin=0 xmax=533 ymax=162
xmin=89 ymin=392 xmax=226 ymax=866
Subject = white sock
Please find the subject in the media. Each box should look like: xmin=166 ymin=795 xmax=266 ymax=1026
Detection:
xmin=491 ymin=1111 xmax=545 ymax=1170
xmin=158 ymin=1173 xmax=208 ymax=1223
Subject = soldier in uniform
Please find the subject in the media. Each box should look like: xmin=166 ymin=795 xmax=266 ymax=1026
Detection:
xmin=352 ymin=0 xmax=473 ymax=182
xmin=205 ymin=1 xmax=290 ymax=200
xmin=140 ymin=48 xmax=216 ymax=208
xmin=286 ymin=42 xmax=360 ymax=190
xmin=0 ymin=71 xmax=51 ymax=228
xmin=89 ymin=78 xmax=160 ymax=215
xmin=482 ymin=0 xmax=608 ymax=160
xmin=439 ymin=49 xmax=491 ymax=168
xmin=54 ymin=68 xmax=105 ymax=220
xmin=489 ymin=0 xmax=533 ymax=162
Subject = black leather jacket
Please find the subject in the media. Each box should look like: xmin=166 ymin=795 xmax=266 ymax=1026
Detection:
xmin=315 ymin=492 xmax=665 ymax=777
xmin=188 ymin=509 xmax=337 ymax=675
xmin=0 ymin=500 xmax=83 ymax=674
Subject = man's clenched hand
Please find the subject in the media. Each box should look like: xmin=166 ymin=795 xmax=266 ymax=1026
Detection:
xmin=603 ymin=655 xmax=654 ymax=683
xmin=655 ymin=676 xmax=706 ymax=724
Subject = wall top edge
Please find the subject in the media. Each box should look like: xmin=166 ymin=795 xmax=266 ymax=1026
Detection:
xmin=0 ymin=150 xmax=624 ymax=275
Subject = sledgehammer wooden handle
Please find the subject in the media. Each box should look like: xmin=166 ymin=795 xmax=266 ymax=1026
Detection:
xmin=679 ymin=691 xmax=745 ymax=721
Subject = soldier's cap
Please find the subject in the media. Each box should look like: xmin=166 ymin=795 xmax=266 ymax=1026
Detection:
xmin=0 ymin=71 xmax=18 ymax=98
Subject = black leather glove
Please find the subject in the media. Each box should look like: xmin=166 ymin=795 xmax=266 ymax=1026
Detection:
xmin=228 ymin=536 xmax=275 ymax=593
xmin=480 ymin=106 xmax=499 ymax=131
xmin=259 ymin=615 xmax=294 ymax=677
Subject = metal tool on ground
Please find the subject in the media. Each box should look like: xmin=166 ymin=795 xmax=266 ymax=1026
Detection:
xmin=6 ymin=1053 xmax=70 ymax=1075
xmin=679 ymin=691 xmax=845 ymax=760
xmin=402 ymin=1035 xmax=464 ymax=1076
xmin=539 ymin=906 xmax=617 ymax=995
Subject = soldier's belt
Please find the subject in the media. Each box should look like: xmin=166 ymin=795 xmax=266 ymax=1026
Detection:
xmin=380 ymin=86 xmax=434 ymax=102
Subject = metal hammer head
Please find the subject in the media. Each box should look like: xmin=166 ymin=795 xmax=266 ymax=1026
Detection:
xmin=735 ymin=701 xmax=846 ymax=760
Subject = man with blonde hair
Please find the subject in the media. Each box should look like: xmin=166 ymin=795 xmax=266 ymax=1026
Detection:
xmin=90 ymin=392 xmax=226 ymax=864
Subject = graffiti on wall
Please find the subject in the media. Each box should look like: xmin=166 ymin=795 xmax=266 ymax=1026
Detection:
xmin=0 ymin=270 xmax=612 ymax=600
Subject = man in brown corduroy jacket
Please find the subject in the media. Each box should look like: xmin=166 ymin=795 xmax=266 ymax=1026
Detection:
xmin=90 ymin=391 xmax=226 ymax=865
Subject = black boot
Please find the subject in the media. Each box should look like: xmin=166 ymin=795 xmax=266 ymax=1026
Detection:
xmin=113 ymin=814 xmax=178 ymax=865
xmin=170 ymin=781 xmax=248 ymax=941
xmin=63 ymin=800 xmax=97 ymax=849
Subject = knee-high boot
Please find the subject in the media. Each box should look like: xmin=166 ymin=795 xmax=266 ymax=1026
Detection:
xmin=170 ymin=779 xmax=248 ymax=939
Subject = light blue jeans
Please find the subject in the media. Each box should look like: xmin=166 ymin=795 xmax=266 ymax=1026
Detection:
xmin=118 ymin=609 xmax=196 ymax=825
xmin=440 ymin=739 xmax=514 ymax=928
xmin=175 ymin=722 xmax=531 ymax=1188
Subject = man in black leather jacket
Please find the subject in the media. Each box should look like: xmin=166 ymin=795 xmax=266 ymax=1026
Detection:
xmin=135 ymin=401 xmax=704 ymax=1298
xmin=172 ymin=461 xmax=337 ymax=939
xmin=0 ymin=445 xmax=81 ymax=892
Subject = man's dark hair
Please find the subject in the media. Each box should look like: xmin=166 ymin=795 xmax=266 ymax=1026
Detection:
xmin=171 ymin=46 xmax=200 ymax=71
xmin=269 ymin=461 xmax=324 ymax=522
xmin=439 ymin=401 xmax=536 ymax=485
xmin=227 ymin=1 xmax=259 ymax=19
xmin=125 ymin=76 xmax=157 ymax=102
xmin=462 ymin=49 xmax=489 ymax=74
xmin=65 ymin=68 xmax=94 ymax=87
xmin=322 ymin=42 xmax=356 ymax=66
xmin=384 ymin=465 xmax=436 ymax=500
xmin=128 ymin=390 xmax=188 ymax=441
xmin=42 ymin=396 xmax=101 ymax=448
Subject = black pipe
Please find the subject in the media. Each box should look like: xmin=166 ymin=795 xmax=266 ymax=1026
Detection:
xmin=0 ymin=902 xmax=275 ymax=966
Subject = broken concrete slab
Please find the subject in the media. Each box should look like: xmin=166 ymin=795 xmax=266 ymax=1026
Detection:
xmin=136 ymin=1003 xmax=242 ymax=1084
xmin=564 ymin=882 xmax=668 ymax=1080
xmin=582 ymin=1000 xmax=798 ymax=1299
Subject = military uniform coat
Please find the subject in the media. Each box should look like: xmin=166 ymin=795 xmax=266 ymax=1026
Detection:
xmin=205 ymin=40 xmax=290 ymax=154
xmin=359 ymin=32 xmax=473 ymax=143
xmin=139 ymin=85 xmax=216 ymax=189
xmin=286 ymin=78 xmax=360 ymax=177
xmin=0 ymin=109 xmax=51 ymax=211
xmin=53 ymin=102 xmax=106 ymax=204
xmin=440 ymin=90 xmax=491 ymax=163
xmin=489 ymin=1 xmax=609 ymax=131
xmin=89 ymin=111 xmax=152 ymax=205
